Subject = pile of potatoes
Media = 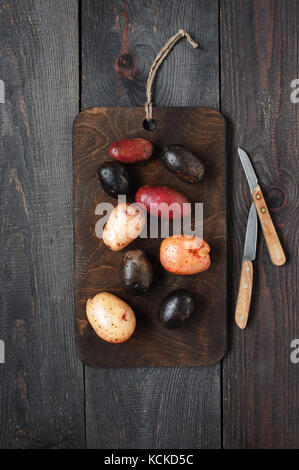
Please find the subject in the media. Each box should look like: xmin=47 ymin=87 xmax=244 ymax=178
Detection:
xmin=87 ymin=138 xmax=211 ymax=344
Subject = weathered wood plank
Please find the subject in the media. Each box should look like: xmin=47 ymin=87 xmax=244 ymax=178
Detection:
xmin=86 ymin=368 xmax=221 ymax=449
xmin=82 ymin=0 xmax=221 ymax=449
xmin=0 ymin=1 xmax=85 ymax=448
xmin=221 ymin=0 xmax=299 ymax=448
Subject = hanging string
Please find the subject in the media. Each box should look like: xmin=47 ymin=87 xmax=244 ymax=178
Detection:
xmin=145 ymin=29 xmax=199 ymax=121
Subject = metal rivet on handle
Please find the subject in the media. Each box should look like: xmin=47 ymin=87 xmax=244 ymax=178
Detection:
xmin=256 ymin=193 xmax=262 ymax=200
xmin=261 ymin=207 xmax=266 ymax=214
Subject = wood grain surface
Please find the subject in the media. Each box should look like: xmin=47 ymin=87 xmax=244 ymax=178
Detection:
xmin=74 ymin=106 xmax=226 ymax=367
xmin=82 ymin=0 xmax=222 ymax=449
xmin=221 ymin=0 xmax=299 ymax=448
xmin=0 ymin=1 xmax=85 ymax=449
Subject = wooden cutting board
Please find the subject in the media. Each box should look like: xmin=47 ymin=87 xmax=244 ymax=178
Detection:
xmin=74 ymin=107 xmax=226 ymax=367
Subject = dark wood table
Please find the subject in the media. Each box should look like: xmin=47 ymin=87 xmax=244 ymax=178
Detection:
xmin=0 ymin=0 xmax=298 ymax=449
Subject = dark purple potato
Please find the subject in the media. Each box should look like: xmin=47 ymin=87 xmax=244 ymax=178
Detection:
xmin=98 ymin=161 xmax=131 ymax=198
xmin=161 ymin=144 xmax=205 ymax=183
xmin=120 ymin=250 xmax=153 ymax=296
xmin=158 ymin=289 xmax=194 ymax=329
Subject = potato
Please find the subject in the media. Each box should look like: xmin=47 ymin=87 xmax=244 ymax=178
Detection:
xmin=103 ymin=203 xmax=145 ymax=251
xmin=86 ymin=292 xmax=136 ymax=343
xmin=109 ymin=138 xmax=153 ymax=164
xmin=161 ymin=144 xmax=205 ymax=183
xmin=135 ymin=185 xmax=191 ymax=219
xmin=120 ymin=249 xmax=153 ymax=295
xmin=98 ymin=161 xmax=131 ymax=198
xmin=158 ymin=289 xmax=195 ymax=329
xmin=160 ymin=235 xmax=211 ymax=275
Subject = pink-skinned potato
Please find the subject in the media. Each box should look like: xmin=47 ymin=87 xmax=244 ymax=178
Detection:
xmin=160 ymin=235 xmax=211 ymax=275
xmin=86 ymin=292 xmax=136 ymax=343
xmin=135 ymin=185 xmax=191 ymax=219
xmin=109 ymin=138 xmax=153 ymax=164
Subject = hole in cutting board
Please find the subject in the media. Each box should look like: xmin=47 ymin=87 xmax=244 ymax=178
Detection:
xmin=143 ymin=119 xmax=157 ymax=131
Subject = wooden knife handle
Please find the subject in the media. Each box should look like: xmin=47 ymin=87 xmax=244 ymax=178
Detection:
xmin=252 ymin=185 xmax=286 ymax=266
xmin=235 ymin=260 xmax=253 ymax=329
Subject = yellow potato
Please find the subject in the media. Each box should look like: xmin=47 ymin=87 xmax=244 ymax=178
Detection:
xmin=86 ymin=292 xmax=136 ymax=343
xmin=103 ymin=203 xmax=145 ymax=251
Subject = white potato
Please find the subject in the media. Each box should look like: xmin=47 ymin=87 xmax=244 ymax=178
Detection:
xmin=103 ymin=203 xmax=145 ymax=251
xmin=86 ymin=292 xmax=136 ymax=343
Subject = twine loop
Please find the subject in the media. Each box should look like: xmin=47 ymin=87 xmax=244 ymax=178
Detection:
xmin=145 ymin=29 xmax=199 ymax=121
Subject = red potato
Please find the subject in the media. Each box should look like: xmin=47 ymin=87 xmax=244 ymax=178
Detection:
xmin=135 ymin=185 xmax=191 ymax=219
xmin=109 ymin=138 xmax=153 ymax=164
xmin=160 ymin=235 xmax=211 ymax=275
xmin=86 ymin=292 xmax=136 ymax=343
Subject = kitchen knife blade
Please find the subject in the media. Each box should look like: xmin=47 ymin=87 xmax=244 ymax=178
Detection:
xmin=238 ymin=148 xmax=258 ymax=193
xmin=235 ymin=203 xmax=257 ymax=329
xmin=238 ymin=148 xmax=286 ymax=266
xmin=243 ymin=203 xmax=258 ymax=261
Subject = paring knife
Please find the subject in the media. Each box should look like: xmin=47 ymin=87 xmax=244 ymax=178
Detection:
xmin=238 ymin=148 xmax=286 ymax=266
xmin=235 ymin=203 xmax=257 ymax=329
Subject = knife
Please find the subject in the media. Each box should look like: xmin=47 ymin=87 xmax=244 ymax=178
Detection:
xmin=238 ymin=148 xmax=286 ymax=266
xmin=235 ymin=203 xmax=257 ymax=329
